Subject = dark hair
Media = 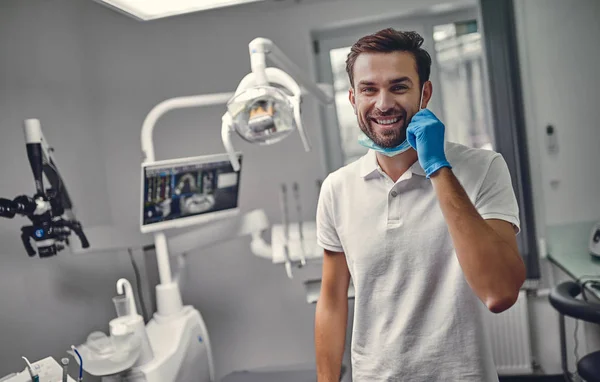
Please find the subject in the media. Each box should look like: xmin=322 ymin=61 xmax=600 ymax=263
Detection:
xmin=345 ymin=28 xmax=432 ymax=88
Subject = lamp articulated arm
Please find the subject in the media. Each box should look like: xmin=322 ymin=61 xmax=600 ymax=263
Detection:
xmin=248 ymin=37 xmax=334 ymax=105
xmin=141 ymin=92 xmax=235 ymax=164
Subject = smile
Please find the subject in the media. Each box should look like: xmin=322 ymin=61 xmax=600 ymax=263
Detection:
xmin=372 ymin=117 xmax=401 ymax=126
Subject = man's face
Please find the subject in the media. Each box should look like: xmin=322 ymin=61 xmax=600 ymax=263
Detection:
xmin=349 ymin=51 xmax=431 ymax=148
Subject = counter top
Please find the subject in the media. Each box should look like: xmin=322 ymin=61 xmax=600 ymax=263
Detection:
xmin=546 ymin=221 xmax=600 ymax=299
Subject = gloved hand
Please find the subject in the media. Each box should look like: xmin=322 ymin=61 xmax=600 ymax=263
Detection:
xmin=406 ymin=109 xmax=452 ymax=178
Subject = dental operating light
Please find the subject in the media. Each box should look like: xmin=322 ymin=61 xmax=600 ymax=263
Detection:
xmin=222 ymin=37 xmax=334 ymax=171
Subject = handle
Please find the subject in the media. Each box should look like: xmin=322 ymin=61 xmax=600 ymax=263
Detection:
xmin=71 ymin=221 xmax=90 ymax=248
xmin=20 ymin=227 xmax=36 ymax=257
xmin=13 ymin=195 xmax=37 ymax=217
xmin=292 ymin=96 xmax=311 ymax=152
xmin=221 ymin=113 xmax=240 ymax=172
xmin=116 ymin=278 xmax=138 ymax=316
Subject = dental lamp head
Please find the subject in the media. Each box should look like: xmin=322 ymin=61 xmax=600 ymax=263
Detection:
xmin=222 ymin=37 xmax=333 ymax=171
xmin=227 ymin=84 xmax=297 ymax=146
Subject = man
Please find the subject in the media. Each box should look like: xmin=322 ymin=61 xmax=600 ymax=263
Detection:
xmin=314 ymin=28 xmax=526 ymax=382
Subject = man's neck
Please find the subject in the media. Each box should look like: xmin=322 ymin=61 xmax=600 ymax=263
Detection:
xmin=375 ymin=149 xmax=419 ymax=182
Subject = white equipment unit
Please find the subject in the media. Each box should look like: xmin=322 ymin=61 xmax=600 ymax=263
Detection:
xmin=269 ymin=222 xmax=321 ymax=265
xmin=0 ymin=357 xmax=76 ymax=382
xmin=71 ymin=207 xmax=270 ymax=382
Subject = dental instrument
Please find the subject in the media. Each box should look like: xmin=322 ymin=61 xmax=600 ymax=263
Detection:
xmin=292 ymin=182 xmax=307 ymax=266
xmin=279 ymin=183 xmax=294 ymax=278
xmin=70 ymin=347 xmax=83 ymax=382
xmin=21 ymin=357 xmax=38 ymax=382
xmin=0 ymin=356 xmax=76 ymax=382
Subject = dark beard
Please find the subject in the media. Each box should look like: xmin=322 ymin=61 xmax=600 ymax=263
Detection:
xmin=359 ymin=109 xmax=409 ymax=148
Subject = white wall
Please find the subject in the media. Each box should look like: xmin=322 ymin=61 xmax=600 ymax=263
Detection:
xmin=515 ymin=0 xmax=600 ymax=227
xmin=0 ymin=0 xmax=142 ymax=378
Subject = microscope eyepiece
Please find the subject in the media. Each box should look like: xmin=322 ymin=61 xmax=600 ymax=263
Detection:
xmin=0 ymin=198 xmax=17 ymax=218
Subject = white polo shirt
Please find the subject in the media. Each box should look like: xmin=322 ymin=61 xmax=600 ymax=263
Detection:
xmin=316 ymin=141 xmax=520 ymax=382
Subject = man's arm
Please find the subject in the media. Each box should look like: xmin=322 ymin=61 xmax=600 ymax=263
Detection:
xmin=430 ymin=167 xmax=526 ymax=313
xmin=315 ymin=249 xmax=351 ymax=382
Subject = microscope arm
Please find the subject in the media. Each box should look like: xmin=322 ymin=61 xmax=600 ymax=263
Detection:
xmin=0 ymin=119 xmax=90 ymax=257
xmin=24 ymin=119 xmax=76 ymax=217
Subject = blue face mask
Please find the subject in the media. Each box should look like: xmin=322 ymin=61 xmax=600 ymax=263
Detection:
xmin=357 ymin=85 xmax=425 ymax=157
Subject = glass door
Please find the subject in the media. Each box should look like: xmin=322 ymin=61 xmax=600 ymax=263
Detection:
xmin=432 ymin=19 xmax=494 ymax=150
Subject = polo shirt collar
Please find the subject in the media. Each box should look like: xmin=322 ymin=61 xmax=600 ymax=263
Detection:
xmin=359 ymin=149 xmax=426 ymax=179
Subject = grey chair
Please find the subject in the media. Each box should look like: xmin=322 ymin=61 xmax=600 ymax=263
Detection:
xmin=548 ymin=280 xmax=600 ymax=382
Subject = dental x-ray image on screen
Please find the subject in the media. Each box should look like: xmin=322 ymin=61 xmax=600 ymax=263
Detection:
xmin=141 ymin=153 xmax=242 ymax=232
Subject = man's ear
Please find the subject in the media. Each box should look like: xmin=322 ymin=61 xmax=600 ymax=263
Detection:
xmin=421 ymin=80 xmax=433 ymax=109
xmin=349 ymin=88 xmax=356 ymax=114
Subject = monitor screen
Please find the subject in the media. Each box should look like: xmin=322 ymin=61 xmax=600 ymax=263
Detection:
xmin=141 ymin=153 xmax=242 ymax=233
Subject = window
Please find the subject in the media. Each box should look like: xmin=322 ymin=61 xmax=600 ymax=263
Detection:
xmin=328 ymin=46 xmax=367 ymax=165
xmin=433 ymin=20 xmax=495 ymax=150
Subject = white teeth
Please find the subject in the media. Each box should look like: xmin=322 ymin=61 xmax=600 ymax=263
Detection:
xmin=375 ymin=117 xmax=399 ymax=125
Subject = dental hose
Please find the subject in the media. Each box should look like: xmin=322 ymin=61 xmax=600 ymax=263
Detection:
xmin=71 ymin=345 xmax=83 ymax=381
xmin=21 ymin=357 xmax=39 ymax=382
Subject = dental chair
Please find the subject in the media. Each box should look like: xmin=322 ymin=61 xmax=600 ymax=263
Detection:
xmin=548 ymin=280 xmax=600 ymax=382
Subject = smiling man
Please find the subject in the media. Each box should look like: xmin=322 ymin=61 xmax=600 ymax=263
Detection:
xmin=314 ymin=29 xmax=526 ymax=381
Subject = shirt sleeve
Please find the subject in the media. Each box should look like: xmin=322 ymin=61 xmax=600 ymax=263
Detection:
xmin=316 ymin=175 xmax=344 ymax=252
xmin=474 ymin=154 xmax=521 ymax=233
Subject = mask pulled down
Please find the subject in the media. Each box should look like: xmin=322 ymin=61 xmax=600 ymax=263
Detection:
xmin=357 ymin=85 xmax=425 ymax=157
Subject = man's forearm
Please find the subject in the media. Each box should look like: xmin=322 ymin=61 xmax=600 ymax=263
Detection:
xmin=430 ymin=168 xmax=525 ymax=311
xmin=315 ymin=298 xmax=348 ymax=382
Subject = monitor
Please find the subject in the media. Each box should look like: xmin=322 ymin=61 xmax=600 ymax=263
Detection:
xmin=140 ymin=152 xmax=242 ymax=233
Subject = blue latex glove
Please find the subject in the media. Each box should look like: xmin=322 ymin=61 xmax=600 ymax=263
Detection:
xmin=406 ymin=109 xmax=452 ymax=178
